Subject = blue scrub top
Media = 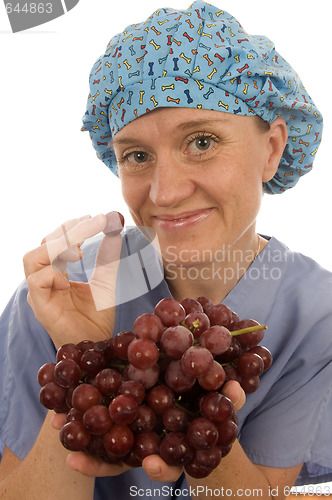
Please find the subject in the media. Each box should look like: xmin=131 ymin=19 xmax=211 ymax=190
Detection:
xmin=0 ymin=228 xmax=332 ymax=498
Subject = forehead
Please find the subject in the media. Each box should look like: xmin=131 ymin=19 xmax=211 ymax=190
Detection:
xmin=112 ymin=107 xmax=247 ymax=142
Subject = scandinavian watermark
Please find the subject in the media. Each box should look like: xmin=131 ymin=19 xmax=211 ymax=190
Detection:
xmin=46 ymin=224 xmax=291 ymax=311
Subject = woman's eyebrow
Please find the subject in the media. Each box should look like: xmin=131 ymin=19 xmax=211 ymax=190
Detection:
xmin=110 ymin=137 xmax=139 ymax=147
xmin=176 ymin=118 xmax=227 ymax=130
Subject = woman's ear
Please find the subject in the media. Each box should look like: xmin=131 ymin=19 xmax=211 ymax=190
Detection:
xmin=262 ymin=117 xmax=288 ymax=182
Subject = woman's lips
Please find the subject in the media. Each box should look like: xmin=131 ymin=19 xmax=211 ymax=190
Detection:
xmin=153 ymin=208 xmax=214 ymax=230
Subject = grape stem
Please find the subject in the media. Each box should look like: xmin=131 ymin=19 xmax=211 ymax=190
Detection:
xmin=180 ymin=319 xmax=200 ymax=332
xmin=231 ymin=325 xmax=267 ymax=337
xmin=108 ymin=362 xmax=127 ymax=372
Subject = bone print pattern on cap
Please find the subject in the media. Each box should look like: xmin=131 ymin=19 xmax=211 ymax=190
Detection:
xmin=81 ymin=0 xmax=323 ymax=194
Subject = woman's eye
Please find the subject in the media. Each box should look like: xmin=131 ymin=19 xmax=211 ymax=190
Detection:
xmin=185 ymin=134 xmax=219 ymax=156
xmin=132 ymin=151 xmax=148 ymax=163
xmin=195 ymin=137 xmax=211 ymax=151
xmin=118 ymin=150 xmax=149 ymax=167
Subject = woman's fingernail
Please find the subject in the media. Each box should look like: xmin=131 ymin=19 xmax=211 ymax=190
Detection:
xmin=103 ymin=212 xmax=125 ymax=237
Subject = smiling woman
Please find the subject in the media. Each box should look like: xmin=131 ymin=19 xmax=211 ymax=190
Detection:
xmin=0 ymin=1 xmax=331 ymax=500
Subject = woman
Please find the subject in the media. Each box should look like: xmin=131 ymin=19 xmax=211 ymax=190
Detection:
xmin=0 ymin=2 xmax=331 ymax=499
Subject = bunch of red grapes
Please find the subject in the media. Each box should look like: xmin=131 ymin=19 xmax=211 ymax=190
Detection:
xmin=38 ymin=297 xmax=272 ymax=478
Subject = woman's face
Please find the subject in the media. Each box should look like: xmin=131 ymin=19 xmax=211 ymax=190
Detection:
xmin=112 ymin=107 xmax=279 ymax=266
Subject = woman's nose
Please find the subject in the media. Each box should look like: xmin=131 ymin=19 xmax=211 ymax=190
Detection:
xmin=149 ymin=160 xmax=195 ymax=208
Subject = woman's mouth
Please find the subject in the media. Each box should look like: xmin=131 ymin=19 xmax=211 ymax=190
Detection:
xmin=153 ymin=208 xmax=214 ymax=231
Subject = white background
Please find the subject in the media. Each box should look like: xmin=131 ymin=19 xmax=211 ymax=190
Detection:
xmin=0 ymin=0 xmax=331 ymax=315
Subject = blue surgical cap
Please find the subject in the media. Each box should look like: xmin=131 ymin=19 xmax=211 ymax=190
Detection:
xmin=82 ymin=0 xmax=323 ymax=194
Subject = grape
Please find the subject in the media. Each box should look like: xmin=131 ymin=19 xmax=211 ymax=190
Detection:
xmin=160 ymin=326 xmax=193 ymax=359
xmin=118 ymin=380 xmax=145 ymax=404
xmin=65 ymin=385 xmax=77 ymax=409
xmin=108 ymin=394 xmax=138 ymax=425
xmin=237 ymin=352 xmax=264 ymax=377
xmin=127 ymin=338 xmax=159 ymax=370
xmin=187 ymin=418 xmax=219 ymax=450
xmin=146 ymin=385 xmax=175 ymax=415
xmin=181 ymin=346 xmax=214 ymax=378
xmin=205 ymin=303 xmax=232 ymax=328
xmin=180 ymin=298 xmax=203 ymax=315
xmin=112 ymin=331 xmax=136 ymax=360
xmin=158 ymin=353 xmax=173 ymax=378
xmin=133 ymin=313 xmax=164 ymax=342
xmin=165 ymin=359 xmax=196 ymax=393
xmin=232 ymin=319 xmax=264 ymax=348
xmin=199 ymin=393 xmax=234 ymax=424
xmin=159 ymin=432 xmax=193 ymax=466
xmin=94 ymin=339 xmax=114 ymax=361
xmin=56 ymin=343 xmax=82 ymax=363
xmin=193 ymin=445 xmax=223 ymax=469
xmin=198 ymin=361 xmax=225 ymax=391
xmin=183 ymin=312 xmax=210 ymax=339
xmin=85 ymin=434 xmax=107 ymax=457
xmin=77 ymin=340 xmax=95 ymax=353
xmin=79 ymin=349 xmax=106 ymax=375
xmin=154 ymin=298 xmax=186 ymax=327
xmin=229 ymin=311 xmax=240 ymax=329
xmin=162 ymin=407 xmax=188 ymax=432
xmin=127 ymin=364 xmax=160 ymax=389
xmin=38 ymin=294 xmax=272 ymax=479
xmin=196 ymin=296 xmax=213 ymax=309
xmin=60 ymin=421 xmax=91 ymax=451
xmin=215 ymin=337 xmax=242 ymax=364
xmin=221 ymin=445 xmax=232 ymax=458
xmin=103 ymin=424 xmax=135 ymax=456
xmin=66 ymin=408 xmax=83 ymax=423
xmin=93 ymin=340 xmax=110 ymax=353
xmin=248 ymin=346 xmax=273 ymax=371
xmin=54 ymin=402 xmax=71 ymax=414
xmin=83 ymin=405 xmax=112 ymax=435
xmin=134 ymin=431 xmax=161 ymax=461
xmin=199 ymin=325 xmax=232 ymax=355
xmin=129 ymin=405 xmax=157 ymax=432
xmin=240 ymin=376 xmax=260 ymax=394
xmin=39 ymin=381 xmax=67 ymax=410
xmin=103 ymin=340 xmax=115 ymax=362
xmin=95 ymin=368 xmax=122 ymax=395
xmin=72 ymin=384 xmax=102 ymax=413
xmin=185 ymin=461 xmax=214 ymax=479
xmin=124 ymin=450 xmax=142 ymax=468
xmin=85 ymin=374 xmax=97 ymax=386
xmin=54 ymin=359 xmax=82 ymax=388
xmin=102 ymin=211 xmax=124 ymax=236
xmin=216 ymin=419 xmax=238 ymax=447
xmin=37 ymin=363 xmax=56 ymax=387
xmin=224 ymin=364 xmax=242 ymax=383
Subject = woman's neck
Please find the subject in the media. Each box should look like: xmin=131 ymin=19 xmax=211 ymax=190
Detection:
xmin=164 ymin=234 xmax=267 ymax=304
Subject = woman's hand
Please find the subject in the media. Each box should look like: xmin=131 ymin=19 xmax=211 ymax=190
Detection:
xmin=51 ymin=380 xmax=246 ymax=482
xmin=23 ymin=212 xmax=123 ymax=348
